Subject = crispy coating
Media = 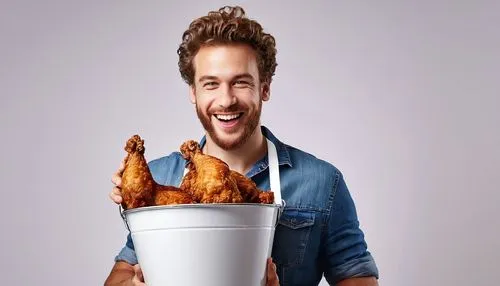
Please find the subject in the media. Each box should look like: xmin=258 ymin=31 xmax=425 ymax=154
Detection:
xmin=180 ymin=140 xmax=274 ymax=204
xmin=121 ymin=135 xmax=194 ymax=210
xmin=120 ymin=135 xmax=274 ymax=209
xmin=230 ymin=171 xmax=274 ymax=204
xmin=180 ymin=140 xmax=243 ymax=203
xmin=154 ymin=185 xmax=194 ymax=205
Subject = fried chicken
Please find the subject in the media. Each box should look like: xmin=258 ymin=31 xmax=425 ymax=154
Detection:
xmin=178 ymin=162 xmax=197 ymax=194
xmin=121 ymin=135 xmax=194 ymax=210
xmin=154 ymin=185 xmax=195 ymax=206
xmin=180 ymin=140 xmax=243 ymax=203
xmin=180 ymin=140 xmax=274 ymax=204
xmin=120 ymin=135 xmax=273 ymax=209
xmin=230 ymin=170 xmax=274 ymax=204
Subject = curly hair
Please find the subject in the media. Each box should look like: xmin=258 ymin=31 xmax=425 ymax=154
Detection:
xmin=177 ymin=6 xmax=277 ymax=86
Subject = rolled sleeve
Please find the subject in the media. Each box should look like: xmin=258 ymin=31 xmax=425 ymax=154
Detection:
xmin=114 ymin=233 xmax=138 ymax=265
xmin=323 ymin=171 xmax=379 ymax=284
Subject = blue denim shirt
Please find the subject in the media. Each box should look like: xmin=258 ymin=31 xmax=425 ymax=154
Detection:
xmin=115 ymin=126 xmax=378 ymax=285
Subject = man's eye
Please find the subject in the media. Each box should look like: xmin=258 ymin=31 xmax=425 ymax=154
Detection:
xmin=203 ymin=82 xmax=218 ymax=88
xmin=234 ymin=80 xmax=250 ymax=87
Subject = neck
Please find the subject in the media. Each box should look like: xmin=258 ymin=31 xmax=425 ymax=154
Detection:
xmin=203 ymin=126 xmax=267 ymax=175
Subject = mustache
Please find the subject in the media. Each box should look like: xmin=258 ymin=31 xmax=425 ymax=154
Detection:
xmin=210 ymin=104 xmax=244 ymax=113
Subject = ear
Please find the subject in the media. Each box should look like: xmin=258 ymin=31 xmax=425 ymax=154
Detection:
xmin=261 ymin=82 xmax=270 ymax=101
xmin=189 ymin=85 xmax=196 ymax=104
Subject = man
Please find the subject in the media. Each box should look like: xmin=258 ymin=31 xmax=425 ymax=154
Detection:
xmin=105 ymin=6 xmax=379 ymax=286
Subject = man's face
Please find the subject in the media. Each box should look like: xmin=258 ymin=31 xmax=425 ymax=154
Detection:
xmin=190 ymin=44 xmax=270 ymax=150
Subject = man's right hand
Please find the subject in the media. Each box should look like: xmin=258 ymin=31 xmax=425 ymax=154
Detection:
xmin=109 ymin=158 xmax=126 ymax=204
xmin=130 ymin=264 xmax=146 ymax=285
xmin=104 ymin=262 xmax=146 ymax=286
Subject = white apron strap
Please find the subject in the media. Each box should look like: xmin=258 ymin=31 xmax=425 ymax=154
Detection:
xmin=266 ymin=139 xmax=282 ymax=206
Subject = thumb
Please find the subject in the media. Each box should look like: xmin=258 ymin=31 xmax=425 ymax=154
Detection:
xmin=267 ymin=258 xmax=279 ymax=286
xmin=133 ymin=264 xmax=144 ymax=282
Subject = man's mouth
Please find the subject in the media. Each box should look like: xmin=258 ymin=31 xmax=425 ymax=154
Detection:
xmin=213 ymin=113 xmax=243 ymax=122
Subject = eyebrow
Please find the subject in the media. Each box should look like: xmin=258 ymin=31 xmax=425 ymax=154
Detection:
xmin=197 ymin=73 xmax=255 ymax=83
xmin=198 ymin=75 xmax=218 ymax=82
xmin=233 ymin=73 xmax=255 ymax=81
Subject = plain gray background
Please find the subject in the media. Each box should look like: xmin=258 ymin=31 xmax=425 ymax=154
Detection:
xmin=1 ymin=0 xmax=499 ymax=285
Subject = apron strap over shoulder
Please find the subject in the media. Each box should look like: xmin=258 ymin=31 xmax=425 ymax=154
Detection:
xmin=266 ymin=139 xmax=282 ymax=206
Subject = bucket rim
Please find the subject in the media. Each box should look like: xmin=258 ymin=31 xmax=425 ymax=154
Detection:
xmin=122 ymin=203 xmax=282 ymax=215
xmin=119 ymin=202 xmax=286 ymax=231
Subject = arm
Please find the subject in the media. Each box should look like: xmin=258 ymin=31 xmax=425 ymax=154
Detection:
xmin=322 ymin=170 xmax=379 ymax=284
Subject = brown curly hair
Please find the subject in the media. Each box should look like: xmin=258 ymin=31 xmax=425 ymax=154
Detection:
xmin=177 ymin=6 xmax=277 ymax=86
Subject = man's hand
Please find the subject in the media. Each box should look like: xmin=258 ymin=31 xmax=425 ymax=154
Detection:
xmin=130 ymin=264 xmax=146 ymax=286
xmin=267 ymin=258 xmax=279 ymax=286
xmin=109 ymin=157 xmax=126 ymax=204
xmin=106 ymin=259 xmax=278 ymax=285
xmin=104 ymin=262 xmax=145 ymax=286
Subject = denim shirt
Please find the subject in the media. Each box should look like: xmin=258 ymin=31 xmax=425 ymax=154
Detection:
xmin=115 ymin=126 xmax=379 ymax=285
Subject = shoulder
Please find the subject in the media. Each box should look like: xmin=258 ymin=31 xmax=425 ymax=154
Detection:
xmin=279 ymin=143 xmax=344 ymax=210
xmin=285 ymin=143 xmax=341 ymax=178
xmin=264 ymin=126 xmax=337 ymax=175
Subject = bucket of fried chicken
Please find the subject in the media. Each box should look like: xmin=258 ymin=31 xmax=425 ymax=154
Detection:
xmin=119 ymin=135 xmax=283 ymax=286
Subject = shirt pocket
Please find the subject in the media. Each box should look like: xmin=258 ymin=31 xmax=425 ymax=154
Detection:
xmin=272 ymin=209 xmax=315 ymax=267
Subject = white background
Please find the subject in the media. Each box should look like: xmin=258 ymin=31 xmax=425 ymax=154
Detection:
xmin=1 ymin=1 xmax=499 ymax=285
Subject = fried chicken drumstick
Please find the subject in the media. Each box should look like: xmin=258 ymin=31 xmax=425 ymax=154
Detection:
xmin=179 ymin=140 xmax=243 ymax=203
xmin=180 ymin=140 xmax=274 ymax=204
xmin=120 ymin=135 xmax=194 ymax=210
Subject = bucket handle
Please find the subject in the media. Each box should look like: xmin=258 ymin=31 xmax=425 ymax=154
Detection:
xmin=119 ymin=205 xmax=131 ymax=232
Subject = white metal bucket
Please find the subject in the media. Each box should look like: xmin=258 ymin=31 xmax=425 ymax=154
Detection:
xmin=123 ymin=203 xmax=282 ymax=285
xmin=120 ymin=139 xmax=284 ymax=285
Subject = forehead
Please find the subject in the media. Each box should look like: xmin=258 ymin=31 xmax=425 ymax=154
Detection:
xmin=193 ymin=44 xmax=259 ymax=80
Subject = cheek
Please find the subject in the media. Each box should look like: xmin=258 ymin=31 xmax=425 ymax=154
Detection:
xmin=235 ymin=90 xmax=259 ymax=103
xmin=195 ymin=95 xmax=213 ymax=113
xmin=247 ymin=94 xmax=262 ymax=108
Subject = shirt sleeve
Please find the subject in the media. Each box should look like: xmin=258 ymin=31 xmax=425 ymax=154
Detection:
xmin=323 ymin=170 xmax=379 ymax=284
xmin=114 ymin=233 xmax=138 ymax=265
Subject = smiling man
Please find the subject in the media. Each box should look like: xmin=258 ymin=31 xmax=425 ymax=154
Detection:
xmin=105 ymin=6 xmax=378 ymax=286
xmin=191 ymin=43 xmax=270 ymax=174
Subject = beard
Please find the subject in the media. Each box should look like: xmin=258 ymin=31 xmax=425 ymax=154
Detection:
xmin=196 ymin=100 xmax=262 ymax=150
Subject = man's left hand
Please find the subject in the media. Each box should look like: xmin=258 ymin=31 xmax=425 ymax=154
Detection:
xmin=267 ymin=258 xmax=279 ymax=286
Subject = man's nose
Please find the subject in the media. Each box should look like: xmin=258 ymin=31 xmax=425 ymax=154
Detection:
xmin=216 ymin=85 xmax=237 ymax=108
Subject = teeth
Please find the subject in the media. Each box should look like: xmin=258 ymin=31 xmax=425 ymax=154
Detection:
xmin=215 ymin=114 xmax=241 ymax=121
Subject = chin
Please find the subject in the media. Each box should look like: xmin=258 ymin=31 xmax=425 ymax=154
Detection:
xmin=211 ymin=130 xmax=246 ymax=150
